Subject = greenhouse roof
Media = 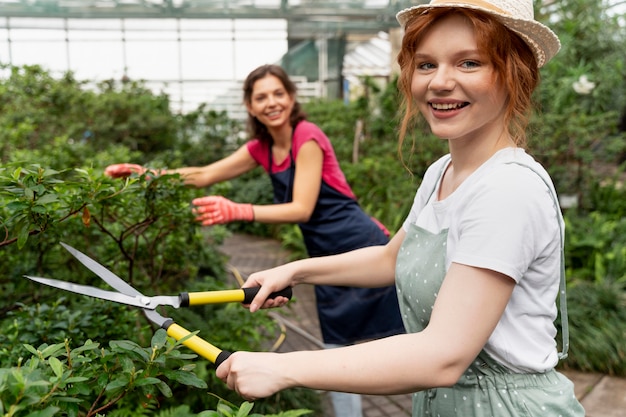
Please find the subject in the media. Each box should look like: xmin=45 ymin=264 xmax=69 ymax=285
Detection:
xmin=0 ymin=0 xmax=423 ymax=33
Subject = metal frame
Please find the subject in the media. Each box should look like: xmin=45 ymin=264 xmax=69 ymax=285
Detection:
xmin=0 ymin=1 xmax=423 ymax=114
xmin=0 ymin=1 xmax=418 ymax=34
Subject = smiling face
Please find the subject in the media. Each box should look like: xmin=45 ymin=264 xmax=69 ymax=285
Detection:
xmin=246 ymin=74 xmax=295 ymax=132
xmin=410 ymin=13 xmax=508 ymax=144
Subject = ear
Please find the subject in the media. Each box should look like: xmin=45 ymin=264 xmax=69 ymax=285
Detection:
xmin=245 ymin=102 xmax=255 ymax=117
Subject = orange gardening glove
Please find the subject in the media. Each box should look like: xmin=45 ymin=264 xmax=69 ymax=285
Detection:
xmin=192 ymin=196 xmax=254 ymax=226
xmin=104 ymin=163 xmax=146 ymax=178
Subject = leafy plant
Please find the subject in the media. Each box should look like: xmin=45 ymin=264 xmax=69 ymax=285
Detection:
xmin=0 ymin=330 xmax=208 ymax=417
xmin=560 ymin=280 xmax=626 ymax=375
xmin=197 ymin=399 xmax=312 ymax=417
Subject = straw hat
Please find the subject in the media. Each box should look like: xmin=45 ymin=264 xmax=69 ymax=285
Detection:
xmin=396 ymin=0 xmax=560 ymax=67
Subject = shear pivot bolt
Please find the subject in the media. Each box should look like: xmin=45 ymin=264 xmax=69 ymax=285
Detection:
xmin=140 ymin=296 xmax=151 ymax=305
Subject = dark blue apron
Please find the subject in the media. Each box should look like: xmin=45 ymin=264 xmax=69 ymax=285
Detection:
xmin=268 ymin=141 xmax=405 ymax=345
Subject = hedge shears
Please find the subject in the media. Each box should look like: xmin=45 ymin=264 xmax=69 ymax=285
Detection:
xmin=24 ymin=242 xmax=292 ymax=367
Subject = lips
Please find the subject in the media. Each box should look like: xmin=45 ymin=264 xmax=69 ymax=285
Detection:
xmin=266 ymin=110 xmax=282 ymax=118
xmin=430 ymin=102 xmax=469 ymax=111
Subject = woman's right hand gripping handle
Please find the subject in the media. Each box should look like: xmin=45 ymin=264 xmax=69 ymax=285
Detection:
xmin=243 ymin=265 xmax=297 ymax=313
xmin=217 ymin=276 xmax=296 ymax=401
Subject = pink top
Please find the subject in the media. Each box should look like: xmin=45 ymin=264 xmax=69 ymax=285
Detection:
xmin=246 ymin=120 xmax=356 ymax=199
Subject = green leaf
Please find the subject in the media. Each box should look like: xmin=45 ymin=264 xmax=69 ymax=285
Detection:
xmin=217 ymin=402 xmax=235 ymax=417
xmin=24 ymin=406 xmax=60 ymax=417
xmin=17 ymin=226 xmax=29 ymax=249
xmin=105 ymin=375 xmax=130 ymax=392
xmin=23 ymin=344 xmax=38 ymax=355
xmin=118 ymin=355 xmax=135 ymax=373
xmin=162 ymin=369 xmax=207 ymax=389
xmin=34 ymin=193 xmax=59 ymax=205
xmin=64 ymin=376 xmax=89 ymax=383
xmin=11 ymin=166 xmax=23 ymax=180
xmin=48 ymin=356 xmax=64 ymax=378
xmin=6 ymin=201 xmax=29 ymax=210
xmin=109 ymin=340 xmax=150 ymax=361
xmin=133 ymin=377 xmax=161 ymax=386
xmin=151 ymin=328 xmax=168 ymax=349
xmin=236 ymin=401 xmax=254 ymax=417
xmin=154 ymin=380 xmax=173 ymax=397
xmin=69 ymin=341 xmax=100 ymax=357
xmin=40 ymin=343 xmax=65 ymax=359
xmin=55 ymin=397 xmax=83 ymax=403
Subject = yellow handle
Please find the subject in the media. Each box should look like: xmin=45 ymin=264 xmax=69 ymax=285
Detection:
xmin=187 ymin=289 xmax=244 ymax=305
xmin=185 ymin=287 xmax=292 ymax=306
xmin=166 ymin=322 xmax=230 ymax=365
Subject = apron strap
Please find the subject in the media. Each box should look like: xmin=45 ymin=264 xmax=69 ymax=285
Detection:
xmin=430 ymin=157 xmax=569 ymax=360
xmin=268 ymin=131 xmax=296 ymax=204
xmin=507 ymin=161 xmax=569 ymax=360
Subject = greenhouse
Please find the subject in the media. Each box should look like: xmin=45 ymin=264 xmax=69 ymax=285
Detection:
xmin=0 ymin=0 xmax=416 ymax=115
xmin=1 ymin=1 xmax=625 ymax=416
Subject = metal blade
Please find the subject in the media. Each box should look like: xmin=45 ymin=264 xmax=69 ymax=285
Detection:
xmin=24 ymin=275 xmax=154 ymax=309
xmin=60 ymin=242 xmax=141 ymax=297
xmin=143 ymin=309 xmax=169 ymax=327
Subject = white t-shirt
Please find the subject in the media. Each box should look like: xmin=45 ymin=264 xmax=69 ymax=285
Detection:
xmin=402 ymin=148 xmax=564 ymax=373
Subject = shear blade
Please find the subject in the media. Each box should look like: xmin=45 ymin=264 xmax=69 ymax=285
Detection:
xmin=24 ymin=275 xmax=158 ymax=309
xmin=60 ymin=242 xmax=141 ymax=297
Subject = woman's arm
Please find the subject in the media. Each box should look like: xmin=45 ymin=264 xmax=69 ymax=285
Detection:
xmin=219 ymin=262 xmax=515 ymax=399
xmin=193 ymin=140 xmax=324 ymax=226
xmin=104 ymin=144 xmax=258 ymax=188
xmin=244 ymin=229 xmax=406 ymax=312
xmin=169 ymin=145 xmax=258 ymax=187
xmin=251 ymin=140 xmax=323 ymax=223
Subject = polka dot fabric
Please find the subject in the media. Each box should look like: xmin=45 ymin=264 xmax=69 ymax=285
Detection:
xmin=395 ymin=223 xmax=584 ymax=416
xmin=395 ymin=225 xmax=447 ymax=333
xmin=412 ymin=354 xmax=585 ymax=416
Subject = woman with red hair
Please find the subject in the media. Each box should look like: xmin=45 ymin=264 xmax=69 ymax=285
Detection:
xmin=216 ymin=1 xmax=585 ymax=416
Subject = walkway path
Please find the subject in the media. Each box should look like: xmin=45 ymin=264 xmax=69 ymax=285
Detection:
xmin=219 ymin=233 xmax=626 ymax=417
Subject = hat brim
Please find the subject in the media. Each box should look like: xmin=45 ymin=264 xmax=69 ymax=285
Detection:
xmin=396 ymin=4 xmax=560 ymax=67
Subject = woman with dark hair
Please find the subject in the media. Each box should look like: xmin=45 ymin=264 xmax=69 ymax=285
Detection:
xmin=214 ymin=2 xmax=585 ymax=416
xmin=105 ymin=64 xmax=405 ymax=417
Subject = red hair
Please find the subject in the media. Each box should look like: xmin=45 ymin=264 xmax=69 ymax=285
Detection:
xmin=396 ymin=8 xmax=539 ymax=149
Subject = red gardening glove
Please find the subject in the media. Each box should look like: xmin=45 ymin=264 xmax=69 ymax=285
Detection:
xmin=104 ymin=163 xmax=146 ymax=178
xmin=192 ymin=196 xmax=254 ymax=226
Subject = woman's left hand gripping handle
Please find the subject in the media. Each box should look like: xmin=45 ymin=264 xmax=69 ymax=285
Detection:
xmin=215 ymin=350 xmax=232 ymax=368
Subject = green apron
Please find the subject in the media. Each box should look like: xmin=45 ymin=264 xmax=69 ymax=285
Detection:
xmin=395 ymin=161 xmax=585 ymax=416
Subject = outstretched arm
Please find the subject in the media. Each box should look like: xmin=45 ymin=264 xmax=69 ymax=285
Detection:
xmin=104 ymin=144 xmax=258 ymax=187
xmin=250 ymin=139 xmax=323 ymax=224
xmin=193 ymin=139 xmax=324 ymax=226
xmin=218 ymin=262 xmax=515 ymax=400
xmin=242 ymin=229 xmax=406 ymax=312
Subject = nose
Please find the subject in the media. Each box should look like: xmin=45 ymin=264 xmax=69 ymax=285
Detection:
xmin=267 ymin=94 xmax=278 ymax=106
xmin=429 ymin=66 xmax=455 ymax=91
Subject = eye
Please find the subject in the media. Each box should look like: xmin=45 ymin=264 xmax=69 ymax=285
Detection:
xmin=417 ymin=62 xmax=436 ymax=71
xmin=460 ymin=60 xmax=480 ymax=69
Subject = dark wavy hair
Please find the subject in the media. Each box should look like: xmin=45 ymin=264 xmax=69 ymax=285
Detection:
xmin=243 ymin=64 xmax=307 ymax=144
xmin=396 ymin=8 xmax=539 ymax=150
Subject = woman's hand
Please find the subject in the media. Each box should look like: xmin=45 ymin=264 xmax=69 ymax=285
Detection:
xmin=104 ymin=163 xmax=146 ymax=178
xmin=216 ymin=352 xmax=292 ymax=401
xmin=192 ymin=196 xmax=254 ymax=226
xmin=243 ymin=265 xmax=297 ymax=313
